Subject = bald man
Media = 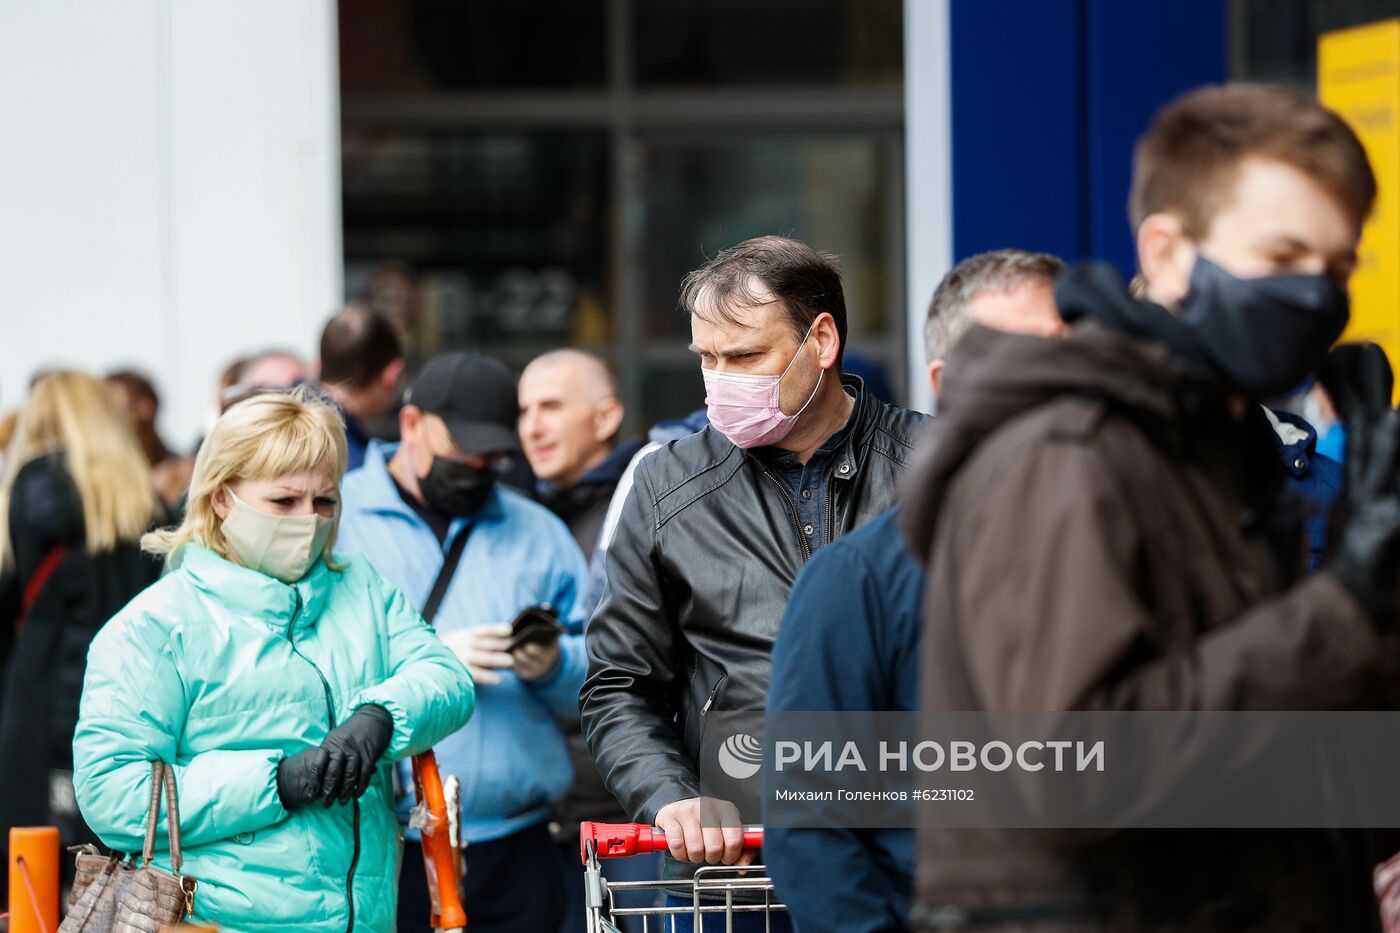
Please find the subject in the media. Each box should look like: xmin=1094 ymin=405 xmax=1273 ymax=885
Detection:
xmin=519 ymin=350 xmax=639 ymax=562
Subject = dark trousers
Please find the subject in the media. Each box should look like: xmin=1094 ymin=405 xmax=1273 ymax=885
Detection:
xmin=399 ymin=820 xmax=566 ymax=933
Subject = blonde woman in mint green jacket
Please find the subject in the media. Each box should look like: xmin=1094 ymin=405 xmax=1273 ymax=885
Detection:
xmin=72 ymin=387 xmax=474 ymax=933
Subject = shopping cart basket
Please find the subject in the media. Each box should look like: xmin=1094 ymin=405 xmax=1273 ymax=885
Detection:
xmin=579 ymin=821 xmax=787 ymax=933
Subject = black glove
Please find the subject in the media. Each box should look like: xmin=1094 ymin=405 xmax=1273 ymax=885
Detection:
xmin=277 ymin=746 xmax=330 ymax=810
xmin=319 ymin=704 xmax=394 ymax=807
xmin=1327 ymin=408 xmax=1400 ymax=626
xmin=1320 ymin=342 xmax=1394 ymax=425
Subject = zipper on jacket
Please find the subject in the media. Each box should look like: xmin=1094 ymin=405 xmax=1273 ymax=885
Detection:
xmin=761 ymin=469 xmax=812 ymax=561
xmin=347 ymin=800 xmax=361 ymax=933
xmin=286 ymin=589 xmax=359 ymax=933
xmin=695 ymin=674 xmax=728 ymax=767
xmin=700 ymin=673 xmax=727 ymax=716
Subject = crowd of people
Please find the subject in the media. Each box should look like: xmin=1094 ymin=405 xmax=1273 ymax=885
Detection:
xmin=1 ymin=79 xmax=1397 ymax=933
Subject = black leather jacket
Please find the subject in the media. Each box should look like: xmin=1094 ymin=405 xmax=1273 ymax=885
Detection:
xmin=581 ymin=379 xmax=928 ymax=823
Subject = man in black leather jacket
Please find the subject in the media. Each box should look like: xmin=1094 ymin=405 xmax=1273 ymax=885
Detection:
xmin=580 ymin=235 xmax=928 ymax=877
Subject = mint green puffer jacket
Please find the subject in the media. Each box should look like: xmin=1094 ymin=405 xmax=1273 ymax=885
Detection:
xmin=72 ymin=545 xmax=475 ymax=933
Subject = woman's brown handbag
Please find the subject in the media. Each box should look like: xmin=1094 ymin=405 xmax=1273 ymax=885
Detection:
xmin=59 ymin=761 xmax=198 ymax=932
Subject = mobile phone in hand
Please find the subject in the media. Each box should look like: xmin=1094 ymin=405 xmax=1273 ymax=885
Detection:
xmin=508 ymin=605 xmax=564 ymax=652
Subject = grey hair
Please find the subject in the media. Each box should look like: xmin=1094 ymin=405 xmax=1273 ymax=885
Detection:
xmin=923 ymin=249 xmax=1066 ymax=364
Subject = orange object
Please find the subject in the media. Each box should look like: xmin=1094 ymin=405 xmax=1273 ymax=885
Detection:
xmin=8 ymin=826 xmax=58 ymax=933
xmin=411 ymin=752 xmax=466 ymax=931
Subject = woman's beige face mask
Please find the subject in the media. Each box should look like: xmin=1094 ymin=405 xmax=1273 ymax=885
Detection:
xmin=222 ymin=489 xmax=333 ymax=583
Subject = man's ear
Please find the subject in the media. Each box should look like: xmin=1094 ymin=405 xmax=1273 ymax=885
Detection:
xmin=398 ymin=403 xmax=421 ymax=440
xmin=594 ymin=396 xmax=625 ymax=443
xmin=927 ymin=360 xmax=944 ymax=399
xmin=1136 ymin=212 xmax=1195 ymax=307
xmin=380 ymin=357 xmax=406 ymax=392
xmin=813 ymin=312 xmax=841 ymax=369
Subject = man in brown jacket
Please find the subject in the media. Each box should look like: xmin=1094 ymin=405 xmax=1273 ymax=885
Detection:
xmin=905 ymin=84 xmax=1400 ymax=930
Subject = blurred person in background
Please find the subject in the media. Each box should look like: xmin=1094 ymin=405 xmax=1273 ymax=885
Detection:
xmin=363 ymin=261 xmax=424 ymax=353
xmin=318 ymin=304 xmax=405 ymax=471
xmin=73 ymin=387 xmax=474 ymax=932
xmin=764 ymin=248 xmax=1067 ymax=933
xmin=582 ymin=236 xmax=927 ymax=932
xmin=0 ymin=371 xmax=165 ymax=891
xmin=106 ymin=369 xmax=195 ymax=509
xmin=517 ymin=349 xmax=644 ymax=932
xmin=0 ymin=410 xmax=17 ymax=460
xmin=217 ymin=355 xmax=250 ymax=405
xmin=338 ymin=351 xmax=588 ymax=933
xmin=219 ymin=348 xmax=308 ymax=412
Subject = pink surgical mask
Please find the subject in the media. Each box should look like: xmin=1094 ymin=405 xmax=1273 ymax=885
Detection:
xmin=702 ymin=324 xmax=823 ymax=448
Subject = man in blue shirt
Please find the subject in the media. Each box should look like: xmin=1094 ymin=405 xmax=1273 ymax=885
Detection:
xmin=764 ymin=249 xmax=1067 ymax=932
xmin=338 ymin=351 xmax=588 ymax=933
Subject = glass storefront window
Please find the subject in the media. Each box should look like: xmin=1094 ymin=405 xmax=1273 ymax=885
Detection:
xmin=342 ymin=128 xmax=611 ymax=357
xmin=339 ymin=0 xmax=608 ymax=93
xmin=635 ymin=134 xmax=895 ymax=342
xmin=632 ymin=0 xmax=902 ymax=89
xmin=339 ymin=0 xmax=905 ymax=433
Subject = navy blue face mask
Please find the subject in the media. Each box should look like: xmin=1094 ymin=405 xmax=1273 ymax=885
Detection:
xmin=1179 ymin=256 xmax=1350 ymax=397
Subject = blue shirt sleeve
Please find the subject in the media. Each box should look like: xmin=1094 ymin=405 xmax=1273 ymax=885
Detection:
xmin=525 ymin=516 xmax=590 ymax=717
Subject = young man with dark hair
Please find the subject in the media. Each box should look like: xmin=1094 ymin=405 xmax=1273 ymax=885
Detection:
xmin=317 ymin=304 xmax=405 ymax=470
xmin=905 ymin=83 xmax=1400 ymax=930
xmin=582 ymin=235 xmax=926 ymax=931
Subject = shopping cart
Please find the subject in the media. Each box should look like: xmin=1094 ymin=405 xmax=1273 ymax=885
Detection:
xmin=579 ymin=821 xmax=787 ymax=933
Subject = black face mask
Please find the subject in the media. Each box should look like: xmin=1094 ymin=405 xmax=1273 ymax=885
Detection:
xmin=1180 ymin=256 xmax=1350 ymax=397
xmin=419 ymin=457 xmax=495 ymax=517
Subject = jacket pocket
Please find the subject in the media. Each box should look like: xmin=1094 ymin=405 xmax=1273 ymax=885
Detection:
xmin=690 ymin=673 xmax=727 ymax=765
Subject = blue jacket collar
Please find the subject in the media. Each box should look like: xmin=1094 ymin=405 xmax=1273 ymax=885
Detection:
xmin=578 ymin=438 xmax=643 ymax=486
xmin=179 ymin=544 xmax=334 ymax=636
xmin=358 ymin=440 xmax=507 ymax=535
xmin=649 ymin=408 xmax=709 ymax=445
xmin=536 ymin=438 xmax=644 ymax=497
xmin=1264 ymin=406 xmax=1319 ymax=479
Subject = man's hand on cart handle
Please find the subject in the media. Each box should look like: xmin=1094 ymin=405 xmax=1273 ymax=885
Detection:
xmin=580 ymin=820 xmax=765 ymax=864
xmin=654 ymin=797 xmax=758 ymax=866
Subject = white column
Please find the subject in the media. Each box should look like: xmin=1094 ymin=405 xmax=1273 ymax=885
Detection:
xmin=0 ymin=0 xmax=342 ymax=449
xmin=903 ymin=0 xmax=953 ymax=414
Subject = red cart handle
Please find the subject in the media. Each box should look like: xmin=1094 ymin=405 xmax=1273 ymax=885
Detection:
xmin=580 ymin=821 xmax=765 ymax=863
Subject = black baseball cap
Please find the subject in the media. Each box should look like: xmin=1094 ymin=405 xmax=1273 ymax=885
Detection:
xmin=406 ymin=351 xmax=520 ymax=454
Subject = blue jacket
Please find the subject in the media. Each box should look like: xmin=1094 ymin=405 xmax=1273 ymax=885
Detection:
xmin=1266 ymin=407 xmax=1343 ymax=572
xmin=764 ymin=508 xmax=920 ymax=933
xmin=338 ymin=442 xmax=589 ymax=843
xmin=73 ymin=546 xmax=474 ymax=933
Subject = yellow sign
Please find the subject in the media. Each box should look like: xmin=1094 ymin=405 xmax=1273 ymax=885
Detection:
xmin=1320 ymin=19 xmax=1400 ymax=399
